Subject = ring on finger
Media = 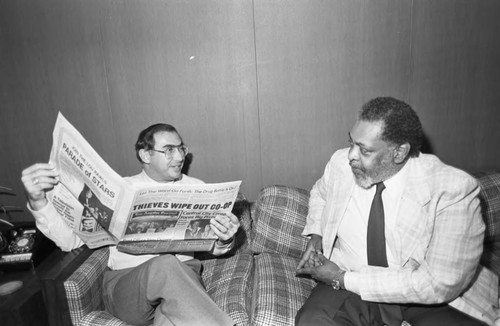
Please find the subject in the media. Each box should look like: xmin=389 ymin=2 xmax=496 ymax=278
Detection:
xmin=33 ymin=178 xmax=39 ymax=185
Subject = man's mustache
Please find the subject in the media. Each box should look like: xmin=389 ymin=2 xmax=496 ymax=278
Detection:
xmin=349 ymin=161 xmax=364 ymax=172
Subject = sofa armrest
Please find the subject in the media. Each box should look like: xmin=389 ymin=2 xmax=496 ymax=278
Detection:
xmin=250 ymin=185 xmax=310 ymax=258
xmin=474 ymin=171 xmax=500 ymax=276
xmin=64 ymin=246 xmax=112 ymax=325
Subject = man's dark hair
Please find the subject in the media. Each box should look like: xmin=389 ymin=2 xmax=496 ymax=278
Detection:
xmin=360 ymin=97 xmax=423 ymax=158
xmin=135 ymin=123 xmax=180 ymax=163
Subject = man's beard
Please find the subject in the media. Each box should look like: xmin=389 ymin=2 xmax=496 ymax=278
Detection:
xmin=351 ymin=157 xmax=398 ymax=189
xmin=352 ymin=167 xmax=374 ymax=189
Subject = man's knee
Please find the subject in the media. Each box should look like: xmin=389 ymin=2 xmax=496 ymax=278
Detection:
xmin=147 ymin=254 xmax=181 ymax=270
xmin=145 ymin=255 xmax=202 ymax=285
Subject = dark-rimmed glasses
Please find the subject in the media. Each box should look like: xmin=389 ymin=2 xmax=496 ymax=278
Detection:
xmin=151 ymin=145 xmax=189 ymax=158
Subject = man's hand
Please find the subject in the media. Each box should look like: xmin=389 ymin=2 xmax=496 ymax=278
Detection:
xmin=296 ymin=251 xmax=341 ymax=284
xmin=297 ymin=234 xmax=323 ymax=270
xmin=210 ymin=212 xmax=240 ymax=242
xmin=21 ymin=163 xmax=60 ymax=211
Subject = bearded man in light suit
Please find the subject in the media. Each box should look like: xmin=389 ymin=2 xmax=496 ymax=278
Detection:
xmin=296 ymin=97 xmax=497 ymax=326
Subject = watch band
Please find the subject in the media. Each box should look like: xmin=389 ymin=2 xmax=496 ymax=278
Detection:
xmin=331 ymin=279 xmax=341 ymax=290
xmin=330 ymin=270 xmax=345 ymax=290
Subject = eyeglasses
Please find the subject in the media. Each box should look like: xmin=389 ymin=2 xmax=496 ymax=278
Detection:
xmin=151 ymin=145 xmax=189 ymax=158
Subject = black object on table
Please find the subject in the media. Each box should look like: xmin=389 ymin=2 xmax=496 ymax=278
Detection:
xmin=0 ymin=228 xmax=57 ymax=326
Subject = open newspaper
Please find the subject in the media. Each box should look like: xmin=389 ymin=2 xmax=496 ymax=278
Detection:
xmin=47 ymin=112 xmax=241 ymax=254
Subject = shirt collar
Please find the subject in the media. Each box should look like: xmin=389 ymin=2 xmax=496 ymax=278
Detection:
xmin=383 ymin=159 xmax=410 ymax=198
xmin=139 ymin=170 xmax=183 ymax=184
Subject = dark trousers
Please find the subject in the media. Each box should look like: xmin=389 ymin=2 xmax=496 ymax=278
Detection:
xmin=295 ymin=283 xmax=488 ymax=326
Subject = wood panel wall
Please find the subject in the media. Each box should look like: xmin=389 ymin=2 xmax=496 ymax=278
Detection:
xmin=1 ymin=0 xmax=499 ymax=222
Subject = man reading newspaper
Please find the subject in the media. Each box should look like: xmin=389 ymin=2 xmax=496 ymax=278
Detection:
xmin=21 ymin=123 xmax=239 ymax=326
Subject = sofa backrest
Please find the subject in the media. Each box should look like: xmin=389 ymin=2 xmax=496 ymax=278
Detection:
xmin=250 ymin=185 xmax=309 ymax=259
xmin=474 ymin=171 xmax=500 ymax=276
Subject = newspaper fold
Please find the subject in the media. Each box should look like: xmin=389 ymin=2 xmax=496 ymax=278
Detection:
xmin=47 ymin=112 xmax=241 ymax=254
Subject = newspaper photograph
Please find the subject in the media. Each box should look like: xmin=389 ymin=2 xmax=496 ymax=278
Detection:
xmin=47 ymin=112 xmax=241 ymax=253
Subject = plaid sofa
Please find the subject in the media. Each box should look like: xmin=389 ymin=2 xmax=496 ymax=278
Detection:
xmin=51 ymin=172 xmax=500 ymax=326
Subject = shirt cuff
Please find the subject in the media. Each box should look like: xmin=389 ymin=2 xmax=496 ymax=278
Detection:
xmin=344 ymin=271 xmax=360 ymax=295
xmin=27 ymin=201 xmax=56 ymax=225
xmin=211 ymin=237 xmax=234 ymax=255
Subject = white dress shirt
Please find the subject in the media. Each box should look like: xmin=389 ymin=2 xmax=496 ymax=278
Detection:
xmin=338 ymin=163 xmax=408 ymax=292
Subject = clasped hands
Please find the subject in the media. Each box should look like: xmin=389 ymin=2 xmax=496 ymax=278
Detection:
xmin=296 ymin=234 xmax=341 ymax=284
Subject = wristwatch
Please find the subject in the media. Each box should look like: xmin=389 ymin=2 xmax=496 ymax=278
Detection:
xmin=331 ymin=279 xmax=341 ymax=290
xmin=331 ymin=270 xmax=345 ymax=290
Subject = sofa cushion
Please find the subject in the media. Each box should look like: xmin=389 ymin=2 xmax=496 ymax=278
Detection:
xmin=251 ymin=253 xmax=316 ymax=326
xmin=474 ymin=171 xmax=500 ymax=276
xmin=201 ymin=253 xmax=254 ymax=326
xmin=251 ymin=185 xmax=309 ymax=258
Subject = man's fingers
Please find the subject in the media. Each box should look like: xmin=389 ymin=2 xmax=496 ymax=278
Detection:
xmin=21 ymin=163 xmax=50 ymax=175
xmin=297 ymin=251 xmax=311 ymax=270
xmin=210 ymin=214 xmax=239 ymax=240
xmin=226 ymin=212 xmax=239 ymax=224
xmin=317 ymin=252 xmax=328 ymax=263
xmin=296 ymin=266 xmax=314 ymax=275
xmin=210 ymin=221 xmax=226 ymax=235
xmin=21 ymin=163 xmax=56 ymax=178
xmin=22 ymin=165 xmax=59 ymax=188
xmin=210 ymin=218 xmax=229 ymax=233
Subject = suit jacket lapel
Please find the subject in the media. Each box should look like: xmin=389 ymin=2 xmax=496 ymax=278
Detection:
xmin=323 ymin=171 xmax=355 ymax=258
xmin=338 ymin=173 xmax=356 ymax=226
xmin=393 ymin=168 xmax=432 ymax=266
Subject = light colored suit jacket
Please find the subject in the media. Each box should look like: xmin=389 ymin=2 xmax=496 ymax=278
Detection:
xmin=303 ymin=148 xmax=498 ymax=324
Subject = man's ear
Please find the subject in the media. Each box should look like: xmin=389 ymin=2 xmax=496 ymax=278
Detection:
xmin=393 ymin=143 xmax=410 ymax=164
xmin=139 ymin=149 xmax=151 ymax=164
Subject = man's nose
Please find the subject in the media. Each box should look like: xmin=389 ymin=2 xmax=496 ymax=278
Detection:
xmin=172 ymin=148 xmax=184 ymax=160
xmin=348 ymin=145 xmax=358 ymax=162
